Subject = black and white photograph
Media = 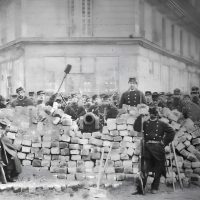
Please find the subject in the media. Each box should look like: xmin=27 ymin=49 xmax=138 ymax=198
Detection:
xmin=0 ymin=0 xmax=200 ymax=199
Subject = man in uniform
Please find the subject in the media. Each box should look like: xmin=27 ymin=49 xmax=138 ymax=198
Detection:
xmin=171 ymin=88 xmax=183 ymax=111
xmin=145 ymin=91 xmax=152 ymax=106
xmin=119 ymin=77 xmax=146 ymax=109
xmin=190 ymin=86 xmax=200 ymax=106
xmin=11 ymin=87 xmax=34 ymax=107
xmin=133 ymin=107 xmax=175 ymax=194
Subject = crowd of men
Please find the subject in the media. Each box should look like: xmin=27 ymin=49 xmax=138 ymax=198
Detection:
xmin=0 ymin=77 xmax=200 ymax=191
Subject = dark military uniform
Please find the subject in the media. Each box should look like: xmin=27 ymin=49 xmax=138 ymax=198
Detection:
xmin=64 ymin=102 xmax=86 ymax=120
xmin=119 ymin=89 xmax=146 ymax=108
xmin=134 ymin=116 xmax=175 ymax=192
xmin=11 ymin=96 xmax=34 ymax=107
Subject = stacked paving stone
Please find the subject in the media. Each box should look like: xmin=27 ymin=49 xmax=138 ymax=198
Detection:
xmin=160 ymin=108 xmax=200 ymax=186
xmin=4 ymin=106 xmax=141 ymax=182
xmin=2 ymin=105 xmax=200 ymax=187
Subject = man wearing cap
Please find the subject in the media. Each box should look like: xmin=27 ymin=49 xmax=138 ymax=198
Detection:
xmin=11 ymin=87 xmax=34 ymax=108
xmin=171 ymin=88 xmax=183 ymax=111
xmin=36 ymin=90 xmax=46 ymax=106
xmin=119 ymin=77 xmax=146 ymax=109
xmin=145 ymin=91 xmax=152 ymax=106
xmin=166 ymin=92 xmax=173 ymax=110
xmin=190 ymin=86 xmax=200 ymax=106
xmin=181 ymin=94 xmax=200 ymax=122
xmin=133 ymin=106 xmax=175 ymax=194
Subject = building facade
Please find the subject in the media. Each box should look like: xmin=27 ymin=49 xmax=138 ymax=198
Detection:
xmin=0 ymin=0 xmax=200 ymax=97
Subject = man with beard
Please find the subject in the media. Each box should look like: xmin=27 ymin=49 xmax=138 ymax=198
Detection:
xmin=11 ymin=87 xmax=34 ymax=107
xmin=133 ymin=107 xmax=175 ymax=194
xmin=119 ymin=77 xmax=146 ymax=109
xmin=172 ymin=88 xmax=182 ymax=111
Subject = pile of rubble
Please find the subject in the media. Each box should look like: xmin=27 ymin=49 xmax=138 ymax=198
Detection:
xmin=1 ymin=105 xmax=200 ymax=187
xmin=1 ymin=106 xmax=141 ymax=182
xmin=160 ymin=107 xmax=200 ymax=186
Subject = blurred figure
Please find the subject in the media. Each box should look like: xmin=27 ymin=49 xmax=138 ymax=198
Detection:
xmin=0 ymin=120 xmax=22 ymax=183
xmin=158 ymin=92 xmax=167 ymax=108
xmin=64 ymin=94 xmax=86 ymax=120
xmin=190 ymin=86 xmax=200 ymax=106
xmin=145 ymin=91 xmax=152 ymax=106
xmin=166 ymin=92 xmax=173 ymax=110
xmin=171 ymin=88 xmax=182 ymax=111
xmin=36 ymin=90 xmax=46 ymax=106
xmin=181 ymin=94 xmax=200 ymax=122
xmin=0 ymin=95 xmax=6 ymax=109
xmin=11 ymin=87 xmax=34 ymax=107
xmin=151 ymin=92 xmax=159 ymax=107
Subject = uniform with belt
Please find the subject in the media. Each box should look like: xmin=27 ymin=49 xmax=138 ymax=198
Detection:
xmin=134 ymin=115 xmax=175 ymax=192
xmin=119 ymin=89 xmax=146 ymax=108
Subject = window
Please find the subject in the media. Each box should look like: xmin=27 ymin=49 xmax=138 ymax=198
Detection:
xmin=69 ymin=0 xmax=92 ymax=37
xmin=82 ymin=0 xmax=92 ymax=36
xmin=171 ymin=24 xmax=175 ymax=51
xmin=162 ymin=18 xmax=166 ymax=48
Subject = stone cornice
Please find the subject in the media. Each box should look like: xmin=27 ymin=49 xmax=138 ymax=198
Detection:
xmin=0 ymin=37 xmax=199 ymax=68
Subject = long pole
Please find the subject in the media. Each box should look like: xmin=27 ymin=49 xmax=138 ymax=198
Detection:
xmin=171 ymin=142 xmax=183 ymax=190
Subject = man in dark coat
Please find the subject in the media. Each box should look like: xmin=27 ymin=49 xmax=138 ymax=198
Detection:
xmin=133 ymin=107 xmax=175 ymax=194
xmin=181 ymin=94 xmax=200 ymax=122
xmin=0 ymin=121 xmax=22 ymax=183
xmin=119 ymin=77 xmax=146 ymax=109
xmin=0 ymin=95 xmax=6 ymax=109
xmin=64 ymin=95 xmax=86 ymax=120
xmin=145 ymin=91 xmax=152 ymax=106
xmin=11 ymin=87 xmax=34 ymax=107
xmin=171 ymin=88 xmax=183 ymax=111
xmin=88 ymin=94 xmax=118 ymax=129
xmin=190 ymin=86 xmax=200 ymax=106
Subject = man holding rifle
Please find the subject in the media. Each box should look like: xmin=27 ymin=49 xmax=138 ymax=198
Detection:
xmin=133 ymin=106 xmax=175 ymax=194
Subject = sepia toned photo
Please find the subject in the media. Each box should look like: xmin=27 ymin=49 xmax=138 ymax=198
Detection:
xmin=0 ymin=0 xmax=200 ymax=199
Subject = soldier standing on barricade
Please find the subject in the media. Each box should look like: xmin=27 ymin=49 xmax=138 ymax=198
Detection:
xmin=133 ymin=106 xmax=175 ymax=194
xmin=11 ymin=87 xmax=34 ymax=108
xmin=119 ymin=77 xmax=146 ymax=110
